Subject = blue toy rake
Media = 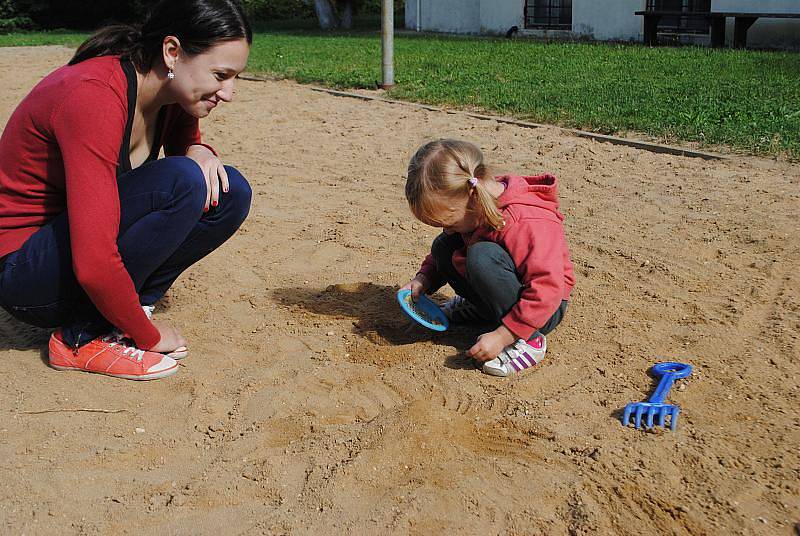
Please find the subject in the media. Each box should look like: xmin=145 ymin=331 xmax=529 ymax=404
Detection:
xmin=622 ymin=362 xmax=692 ymax=431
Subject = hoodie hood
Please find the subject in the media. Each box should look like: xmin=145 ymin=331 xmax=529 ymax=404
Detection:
xmin=495 ymin=174 xmax=563 ymax=222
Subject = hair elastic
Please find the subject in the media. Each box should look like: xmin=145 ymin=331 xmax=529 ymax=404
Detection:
xmin=468 ymin=177 xmax=479 ymax=187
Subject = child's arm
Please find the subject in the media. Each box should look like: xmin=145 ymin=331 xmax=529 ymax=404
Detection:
xmin=401 ymin=251 xmax=448 ymax=300
xmin=500 ymin=220 xmax=568 ymax=340
xmin=416 ymin=254 xmax=445 ymax=292
xmin=400 ymin=273 xmax=430 ymax=300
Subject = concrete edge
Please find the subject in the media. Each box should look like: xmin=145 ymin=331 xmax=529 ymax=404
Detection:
xmin=237 ymin=74 xmax=727 ymax=161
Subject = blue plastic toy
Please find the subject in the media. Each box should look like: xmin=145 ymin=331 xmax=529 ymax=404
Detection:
xmin=622 ymin=362 xmax=692 ymax=431
xmin=396 ymin=289 xmax=449 ymax=332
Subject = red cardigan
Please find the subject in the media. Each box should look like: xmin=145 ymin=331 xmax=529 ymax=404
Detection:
xmin=418 ymin=174 xmax=575 ymax=341
xmin=0 ymin=56 xmax=213 ymax=349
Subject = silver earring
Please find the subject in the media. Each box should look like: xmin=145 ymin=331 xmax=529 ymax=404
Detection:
xmin=167 ymin=68 xmax=175 ymax=80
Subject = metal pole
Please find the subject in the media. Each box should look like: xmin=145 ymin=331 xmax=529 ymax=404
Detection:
xmin=381 ymin=0 xmax=394 ymax=89
xmin=416 ymin=0 xmax=421 ymax=32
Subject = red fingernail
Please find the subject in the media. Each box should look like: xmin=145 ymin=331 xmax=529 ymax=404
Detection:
xmin=212 ymin=201 xmax=218 ymax=207
xmin=204 ymin=206 xmax=209 ymax=212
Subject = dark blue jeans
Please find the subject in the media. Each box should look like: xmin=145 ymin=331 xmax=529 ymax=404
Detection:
xmin=0 ymin=157 xmax=251 ymax=347
xmin=430 ymin=232 xmax=568 ymax=339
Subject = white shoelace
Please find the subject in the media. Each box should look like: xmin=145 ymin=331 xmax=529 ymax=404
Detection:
xmin=102 ymin=334 xmax=145 ymax=362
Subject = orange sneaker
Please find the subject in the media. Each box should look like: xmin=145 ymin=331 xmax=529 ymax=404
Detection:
xmin=48 ymin=330 xmax=179 ymax=380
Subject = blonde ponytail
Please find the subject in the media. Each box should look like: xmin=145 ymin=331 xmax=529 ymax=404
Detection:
xmin=406 ymin=139 xmax=505 ymax=231
xmin=470 ymin=175 xmax=505 ymax=230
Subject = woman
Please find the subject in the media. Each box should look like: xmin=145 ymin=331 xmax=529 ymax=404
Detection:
xmin=0 ymin=0 xmax=253 ymax=380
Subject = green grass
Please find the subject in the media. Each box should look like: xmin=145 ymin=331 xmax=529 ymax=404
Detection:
xmin=246 ymin=31 xmax=800 ymax=158
xmin=2 ymin=29 xmax=799 ymax=158
xmin=0 ymin=30 xmax=86 ymax=47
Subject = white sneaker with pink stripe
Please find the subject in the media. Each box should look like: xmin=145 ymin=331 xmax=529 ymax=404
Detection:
xmin=482 ymin=335 xmax=546 ymax=377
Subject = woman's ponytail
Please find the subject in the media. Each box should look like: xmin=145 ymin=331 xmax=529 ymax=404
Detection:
xmin=69 ymin=24 xmax=144 ymax=66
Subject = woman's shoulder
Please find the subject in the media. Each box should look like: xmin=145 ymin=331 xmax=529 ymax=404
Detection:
xmin=69 ymin=55 xmax=125 ymax=79
xmin=35 ymin=55 xmax=128 ymax=103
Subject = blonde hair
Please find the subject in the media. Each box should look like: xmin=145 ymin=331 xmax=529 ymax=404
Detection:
xmin=405 ymin=139 xmax=504 ymax=230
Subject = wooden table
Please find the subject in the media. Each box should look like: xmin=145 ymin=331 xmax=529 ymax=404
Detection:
xmin=635 ymin=10 xmax=800 ymax=49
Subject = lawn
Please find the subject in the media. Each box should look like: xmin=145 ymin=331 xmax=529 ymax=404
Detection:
xmin=2 ymin=28 xmax=798 ymax=158
xmin=0 ymin=30 xmax=86 ymax=48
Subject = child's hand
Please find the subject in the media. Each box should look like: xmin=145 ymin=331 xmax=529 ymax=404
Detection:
xmin=467 ymin=325 xmax=517 ymax=362
xmin=400 ymin=274 xmax=430 ymax=300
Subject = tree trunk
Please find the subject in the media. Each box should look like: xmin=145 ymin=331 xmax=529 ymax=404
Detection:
xmin=339 ymin=0 xmax=354 ymax=29
xmin=312 ymin=0 xmax=339 ymax=30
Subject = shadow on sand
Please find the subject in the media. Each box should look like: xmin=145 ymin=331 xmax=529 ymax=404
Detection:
xmin=272 ymin=281 xmax=482 ymax=370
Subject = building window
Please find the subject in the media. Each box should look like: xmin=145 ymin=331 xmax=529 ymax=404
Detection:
xmin=525 ymin=0 xmax=572 ymax=31
xmin=647 ymin=0 xmax=711 ymax=34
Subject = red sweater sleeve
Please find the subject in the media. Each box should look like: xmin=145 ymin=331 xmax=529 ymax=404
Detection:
xmin=52 ymin=80 xmax=160 ymax=349
xmin=163 ymin=106 xmax=217 ymax=156
xmin=417 ymin=253 xmax=446 ymax=293
xmin=500 ymin=220 xmax=567 ymax=340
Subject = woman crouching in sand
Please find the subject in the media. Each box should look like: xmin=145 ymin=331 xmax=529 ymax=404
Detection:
xmin=0 ymin=0 xmax=253 ymax=380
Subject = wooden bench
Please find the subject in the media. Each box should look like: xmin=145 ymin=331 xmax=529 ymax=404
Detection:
xmin=635 ymin=10 xmax=800 ymax=49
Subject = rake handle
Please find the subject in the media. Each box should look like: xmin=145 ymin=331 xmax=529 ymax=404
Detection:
xmin=647 ymin=362 xmax=693 ymax=404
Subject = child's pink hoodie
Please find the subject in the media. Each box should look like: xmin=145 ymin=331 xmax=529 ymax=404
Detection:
xmin=418 ymin=174 xmax=575 ymax=340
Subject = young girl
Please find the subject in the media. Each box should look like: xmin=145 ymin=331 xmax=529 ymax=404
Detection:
xmin=401 ymin=139 xmax=575 ymax=377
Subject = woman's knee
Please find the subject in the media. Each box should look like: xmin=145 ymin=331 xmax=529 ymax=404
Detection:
xmin=221 ymin=166 xmax=252 ymax=224
xmin=164 ymin=156 xmax=208 ymax=212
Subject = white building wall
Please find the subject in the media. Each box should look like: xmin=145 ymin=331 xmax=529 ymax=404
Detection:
xmin=479 ymin=0 xmax=523 ymax=35
xmin=405 ymin=0 xmax=799 ymax=49
xmin=405 ymin=0 xmax=481 ymax=34
xmin=572 ymin=0 xmax=645 ymax=41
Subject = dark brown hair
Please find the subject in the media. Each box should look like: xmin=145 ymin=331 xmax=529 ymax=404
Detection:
xmin=70 ymin=0 xmax=252 ymax=71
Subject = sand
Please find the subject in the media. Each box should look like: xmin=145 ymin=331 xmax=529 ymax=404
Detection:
xmin=0 ymin=46 xmax=798 ymax=535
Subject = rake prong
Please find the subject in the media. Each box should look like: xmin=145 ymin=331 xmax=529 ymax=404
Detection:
xmin=623 ymin=403 xmax=634 ymax=427
xmin=670 ymin=406 xmax=681 ymax=432
xmin=646 ymin=406 xmax=657 ymax=428
xmin=623 ymin=362 xmax=691 ymax=432
xmin=658 ymin=406 xmax=668 ymax=428
xmin=634 ymin=405 xmax=645 ymax=429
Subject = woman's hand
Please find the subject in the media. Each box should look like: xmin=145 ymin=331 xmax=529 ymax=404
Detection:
xmin=186 ymin=144 xmax=228 ymax=212
xmin=400 ymin=274 xmax=430 ymax=300
xmin=150 ymin=321 xmax=188 ymax=354
xmin=467 ymin=324 xmax=517 ymax=362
